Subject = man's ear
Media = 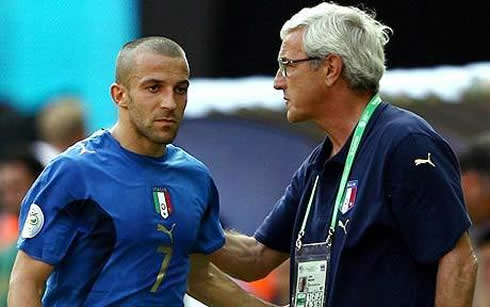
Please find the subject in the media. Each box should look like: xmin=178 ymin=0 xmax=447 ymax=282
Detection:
xmin=323 ymin=54 xmax=343 ymax=87
xmin=110 ymin=83 xmax=128 ymax=108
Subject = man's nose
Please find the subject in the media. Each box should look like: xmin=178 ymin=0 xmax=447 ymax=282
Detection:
xmin=160 ymin=91 xmax=177 ymax=110
xmin=273 ymin=69 xmax=286 ymax=90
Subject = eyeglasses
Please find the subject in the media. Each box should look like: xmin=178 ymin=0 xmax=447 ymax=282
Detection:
xmin=278 ymin=57 xmax=321 ymax=78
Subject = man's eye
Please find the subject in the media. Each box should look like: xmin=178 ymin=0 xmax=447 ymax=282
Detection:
xmin=147 ymin=85 xmax=160 ymax=93
xmin=175 ymin=86 xmax=188 ymax=95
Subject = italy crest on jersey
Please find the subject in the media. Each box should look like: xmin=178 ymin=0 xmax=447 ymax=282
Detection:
xmin=340 ymin=180 xmax=358 ymax=214
xmin=152 ymin=187 xmax=173 ymax=219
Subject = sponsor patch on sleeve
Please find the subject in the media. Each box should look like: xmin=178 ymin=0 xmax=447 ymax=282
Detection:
xmin=21 ymin=204 xmax=45 ymax=239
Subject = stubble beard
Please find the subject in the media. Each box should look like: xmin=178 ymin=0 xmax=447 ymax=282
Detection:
xmin=127 ymin=95 xmax=180 ymax=146
xmin=138 ymin=117 xmax=180 ymax=146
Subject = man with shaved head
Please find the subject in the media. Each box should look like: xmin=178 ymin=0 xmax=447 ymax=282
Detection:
xmin=8 ymin=36 xmax=276 ymax=307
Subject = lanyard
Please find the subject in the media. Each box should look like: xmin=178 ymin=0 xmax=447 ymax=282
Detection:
xmin=295 ymin=94 xmax=382 ymax=251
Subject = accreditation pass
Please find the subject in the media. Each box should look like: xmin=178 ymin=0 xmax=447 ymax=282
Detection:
xmin=294 ymin=260 xmax=327 ymax=307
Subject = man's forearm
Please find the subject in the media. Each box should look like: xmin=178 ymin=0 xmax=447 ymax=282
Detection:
xmin=435 ymin=233 xmax=478 ymax=307
xmin=211 ymin=231 xmax=268 ymax=281
xmin=188 ymin=263 xmax=280 ymax=307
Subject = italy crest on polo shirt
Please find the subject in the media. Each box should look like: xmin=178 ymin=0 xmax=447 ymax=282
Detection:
xmin=340 ymin=180 xmax=358 ymax=214
xmin=152 ymin=187 xmax=173 ymax=219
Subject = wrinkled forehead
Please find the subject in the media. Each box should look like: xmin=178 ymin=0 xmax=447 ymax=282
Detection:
xmin=278 ymin=28 xmax=306 ymax=58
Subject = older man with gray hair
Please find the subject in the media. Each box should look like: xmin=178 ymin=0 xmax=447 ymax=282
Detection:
xmin=212 ymin=2 xmax=478 ymax=307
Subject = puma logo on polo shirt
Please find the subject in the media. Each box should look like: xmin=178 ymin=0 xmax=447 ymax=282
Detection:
xmin=414 ymin=152 xmax=435 ymax=167
xmin=338 ymin=219 xmax=350 ymax=235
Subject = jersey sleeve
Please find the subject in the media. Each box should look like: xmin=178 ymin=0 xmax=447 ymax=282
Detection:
xmin=254 ymin=160 xmax=309 ymax=253
xmin=17 ymin=157 xmax=85 ymax=265
xmin=192 ymin=178 xmax=225 ymax=254
xmin=386 ymin=133 xmax=471 ymax=264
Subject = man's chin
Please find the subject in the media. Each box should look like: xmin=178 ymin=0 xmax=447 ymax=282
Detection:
xmin=286 ymin=112 xmax=302 ymax=123
xmin=151 ymin=126 xmax=180 ymax=144
xmin=151 ymin=133 xmax=177 ymax=145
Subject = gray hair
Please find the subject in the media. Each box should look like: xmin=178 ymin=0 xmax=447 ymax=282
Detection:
xmin=280 ymin=2 xmax=392 ymax=92
xmin=115 ymin=36 xmax=188 ymax=86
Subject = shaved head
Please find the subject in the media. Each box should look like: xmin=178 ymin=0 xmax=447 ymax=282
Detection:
xmin=115 ymin=36 xmax=188 ymax=87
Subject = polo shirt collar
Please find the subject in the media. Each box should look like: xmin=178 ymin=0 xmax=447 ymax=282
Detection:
xmin=311 ymin=133 xmax=351 ymax=170
xmin=310 ymin=101 xmax=387 ymax=171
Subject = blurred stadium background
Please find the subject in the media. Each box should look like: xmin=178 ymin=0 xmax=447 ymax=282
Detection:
xmin=1 ymin=1 xmax=489 ymax=306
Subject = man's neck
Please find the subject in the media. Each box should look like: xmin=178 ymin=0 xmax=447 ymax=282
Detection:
xmin=317 ymin=91 xmax=375 ymax=158
xmin=110 ymin=122 xmax=166 ymax=158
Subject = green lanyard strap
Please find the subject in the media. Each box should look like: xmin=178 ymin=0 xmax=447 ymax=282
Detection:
xmin=295 ymin=94 xmax=382 ymax=251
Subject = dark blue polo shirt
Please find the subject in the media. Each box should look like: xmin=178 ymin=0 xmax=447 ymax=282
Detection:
xmin=255 ymin=102 xmax=471 ymax=307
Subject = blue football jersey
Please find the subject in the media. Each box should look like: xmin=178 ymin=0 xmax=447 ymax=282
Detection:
xmin=18 ymin=130 xmax=225 ymax=306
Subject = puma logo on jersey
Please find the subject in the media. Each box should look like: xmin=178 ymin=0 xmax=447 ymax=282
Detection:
xmin=414 ymin=152 xmax=435 ymax=167
xmin=338 ymin=219 xmax=350 ymax=235
xmin=79 ymin=143 xmax=96 ymax=155
xmin=157 ymin=223 xmax=176 ymax=244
